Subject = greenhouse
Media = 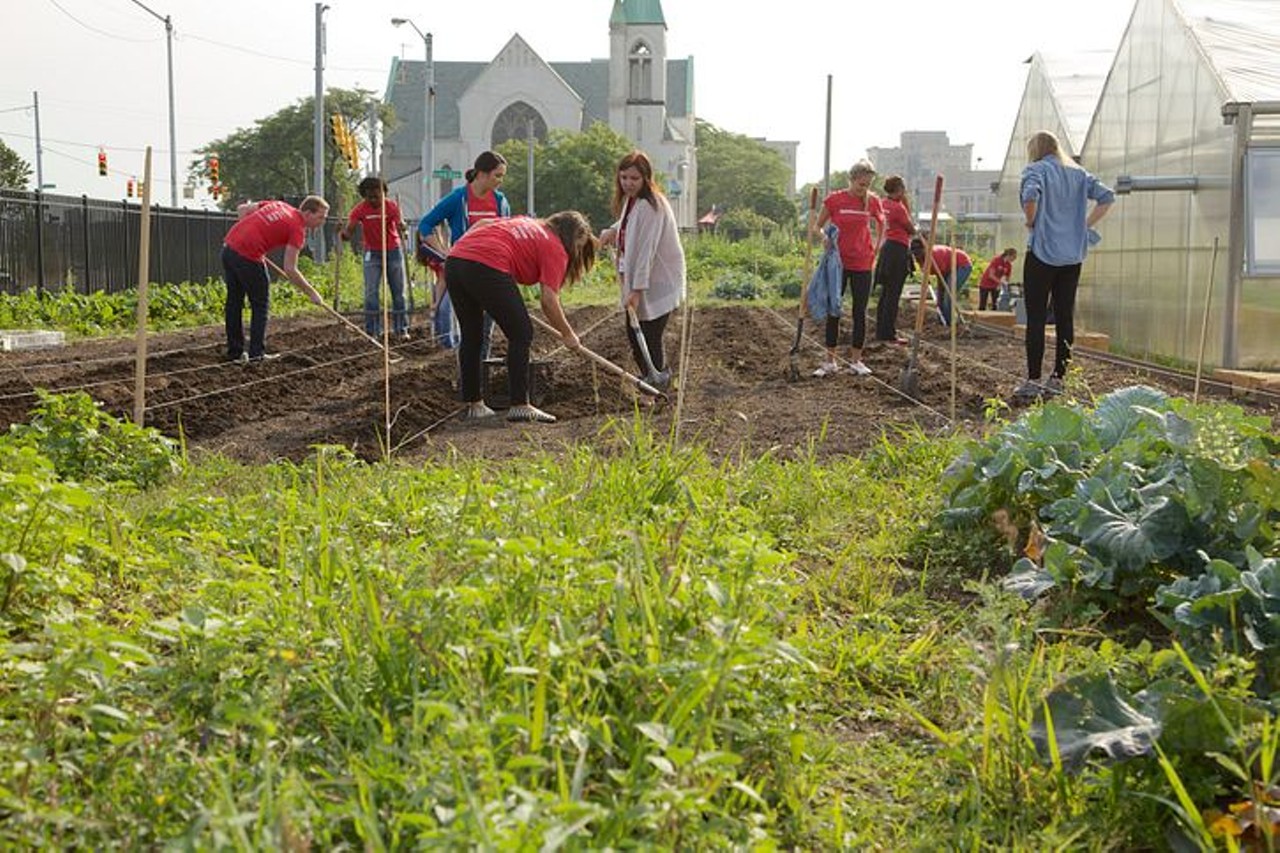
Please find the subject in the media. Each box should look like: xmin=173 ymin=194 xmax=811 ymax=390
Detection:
xmin=994 ymin=0 xmax=1280 ymax=369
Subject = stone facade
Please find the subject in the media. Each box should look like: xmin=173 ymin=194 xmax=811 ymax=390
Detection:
xmin=381 ymin=0 xmax=697 ymax=229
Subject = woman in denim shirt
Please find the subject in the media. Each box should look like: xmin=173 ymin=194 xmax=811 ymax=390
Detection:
xmin=1016 ymin=131 xmax=1114 ymax=399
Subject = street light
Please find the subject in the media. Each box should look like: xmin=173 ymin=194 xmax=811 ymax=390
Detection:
xmin=391 ymin=17 xmax=434 ymax=218
xmin=128 ymin=0 xmax=177 ymax=207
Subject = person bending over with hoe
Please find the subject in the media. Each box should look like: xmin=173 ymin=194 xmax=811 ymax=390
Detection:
xmin=599 ymin=150 xmax=686 ymax=393
xmin=221 ymin=196 xmax=326 ymax=363
xmin=444 ymin=211 xmax=596 ymax=424
xmin=339 ymin=177 xmax=410 ymax=340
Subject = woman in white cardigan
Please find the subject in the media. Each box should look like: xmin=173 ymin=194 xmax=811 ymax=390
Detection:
xmin=599 ymin=150 xmax=686 ymax=389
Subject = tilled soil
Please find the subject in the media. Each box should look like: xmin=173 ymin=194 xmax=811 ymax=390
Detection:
xmin=1 ymin=305 xmax=1275 ymax=464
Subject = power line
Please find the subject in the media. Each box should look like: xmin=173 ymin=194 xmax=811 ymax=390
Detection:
xmin=47 ymin=0 xmax=160 ymax=43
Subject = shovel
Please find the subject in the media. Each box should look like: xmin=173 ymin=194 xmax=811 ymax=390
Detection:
xmin=898 ymin=175 xmax=945 ymax=399
xmin=787 ymin=187 xmax=821 ymax=381
xmin=529 ymin=313 xmax=666 ymax=400
xmin=626 ymin=305 xmax=669 ymax=389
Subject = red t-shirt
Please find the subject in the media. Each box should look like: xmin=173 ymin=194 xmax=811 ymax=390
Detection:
xmin=466 ymin=188 xmax=501 ymax=231
xmin=930 ymin=245 xmax=972 ymax=276
xmin=346 ymin=198 xmax=403 ymax=251
xmin=448 ymin=217 xmax=570 ymax=292
xmin=822 ymin=190 xmax=883 ymax=272
xmin=224 ymin=201 xmax=305 ymax=262
xmin=881 ymin=197 xmax=913 ymax=246
xmin=980 ymin=255 xmax=1012 ymax=290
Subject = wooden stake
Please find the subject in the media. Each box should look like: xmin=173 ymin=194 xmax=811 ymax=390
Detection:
xmin=132 ymin=147 xmax=153 ymax=425
xmin=1193 ymin=237 xmax=1220 ymax=404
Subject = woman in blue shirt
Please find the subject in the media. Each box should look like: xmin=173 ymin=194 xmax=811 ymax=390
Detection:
xmin=1016 ymin=131 xmax=1114 ymax=399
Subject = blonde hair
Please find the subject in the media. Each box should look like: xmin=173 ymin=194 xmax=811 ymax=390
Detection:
xmin=300 ymin=195 xmax=330 ymax=214
xmin=850 ymin=159 xmax=876 ymax=179
xmin=1026 ymin=131 xmax=1079 ymax=169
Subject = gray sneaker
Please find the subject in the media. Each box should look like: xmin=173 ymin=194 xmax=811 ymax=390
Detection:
xmin=1042 ymin=376 xmax=1064 ymax=396
xmin=1013 ymin=378 xmax=1047 ymax=400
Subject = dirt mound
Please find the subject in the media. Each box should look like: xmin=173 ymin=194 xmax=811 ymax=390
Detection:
xmin=0 ymin=305 xmax=1274 ymax=464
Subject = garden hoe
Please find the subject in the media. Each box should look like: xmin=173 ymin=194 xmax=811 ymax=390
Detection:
xmin=266 ymin=258 xmax=402 ymax=363
xmin=898 ymin=174 xmax=944 ymax=399
xmin=530 ymin=313 xmax=666 ymax=401
xmin=787 ymin=187 xmax=821 ymax=381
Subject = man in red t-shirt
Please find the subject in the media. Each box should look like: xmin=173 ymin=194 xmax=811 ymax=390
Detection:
xmin=221 ymin=195 xmax=327 ymax=362
xmin=978 ymin=248 xmax=1017 ymax=310
xmin=339 ymin=177 xmax=410 ymax=339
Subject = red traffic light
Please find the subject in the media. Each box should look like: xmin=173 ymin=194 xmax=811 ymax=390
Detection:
xmin=127 ymin=177 xmax=135 ymax=198
xmin=98 ymin=149 xmax=107 ymax=177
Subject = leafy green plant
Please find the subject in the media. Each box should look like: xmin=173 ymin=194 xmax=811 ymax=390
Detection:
xmin=5 ymin=390 xmax=180 ymax=488
xmin=711 ymin=270 xmax=765 ymax=301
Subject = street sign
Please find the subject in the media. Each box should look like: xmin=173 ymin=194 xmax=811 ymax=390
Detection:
xmin=432 ymin=169 xmax=463 ymax=179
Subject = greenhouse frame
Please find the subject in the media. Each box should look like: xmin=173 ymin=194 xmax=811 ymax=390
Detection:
xmin=992 ymin=0 xmax=1280 ymax=369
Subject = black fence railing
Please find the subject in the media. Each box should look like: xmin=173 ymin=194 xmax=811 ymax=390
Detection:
xmin=0 ymin=189 xmax=341 ymax=296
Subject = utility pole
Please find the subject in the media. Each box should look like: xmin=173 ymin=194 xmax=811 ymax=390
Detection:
xmin=32 ymin=92 xmax=44 ymax=191
xmin=313 ymin=3 xmax=328 ymax=262
xmin=127 ymin=0 xmax=178 ymax=207
xmin=526 ymin=120 xmax=535 ymax=215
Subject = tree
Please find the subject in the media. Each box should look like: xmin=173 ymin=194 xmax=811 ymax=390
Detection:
xmin=189 ymin=88 xmax=392 ymax=212
xmin=496 ymin=122 xmax=634 ymax=230
xmin=695 ymin=119 xmax=796 ymax=229
xmin=0 ymin=138 xmax=32 ymax=191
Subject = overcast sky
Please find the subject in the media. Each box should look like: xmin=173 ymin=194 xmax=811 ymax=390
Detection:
xmin=2 ymin=0 xmax=1134 ymax=206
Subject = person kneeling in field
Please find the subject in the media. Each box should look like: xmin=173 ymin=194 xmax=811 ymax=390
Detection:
xmin=443 ymin=211 xmax=596 ymax=424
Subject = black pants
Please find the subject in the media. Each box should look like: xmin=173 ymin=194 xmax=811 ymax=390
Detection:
xmin=444 ymin=256 xmax=534 ymax=405
xmin=221 ymin=245 xmax=270 ymax=359
xmin=1023 ymin=249 xmax=1079 ymax=380
xmin=979 ymin=288 xmax=998 ymax=310
xmin=874 ymin=241 xmax=910 ymax=340
xmin=825 ymin=269 xmax=872 ymax=349
xmin=625 ymin=311 xmax=670 ymax=374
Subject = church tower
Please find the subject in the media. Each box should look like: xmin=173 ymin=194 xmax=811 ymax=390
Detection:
xmin=608 ymin=0 xmax=669 ymax=152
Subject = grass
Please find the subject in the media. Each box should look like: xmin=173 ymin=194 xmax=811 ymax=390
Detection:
xmin=0 ymin=408 xmax=1198 ymax=849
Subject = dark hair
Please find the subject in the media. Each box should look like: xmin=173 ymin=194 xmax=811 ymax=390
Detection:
xmin=465 ymin=151 xmax=507 ymax=183
xmin=357 ymin=176 xmax=387 ymax=197
xmin=543 ymin=210 xmax=597 ymax=286
xmin=611 ymin=150 xmax=661 ymax=216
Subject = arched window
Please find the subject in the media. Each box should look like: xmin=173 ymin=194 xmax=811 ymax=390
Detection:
xmin=491 ymin=102 xmax=547 ymax=148
xmin=628 ymin=41 xmax=652 ymax=101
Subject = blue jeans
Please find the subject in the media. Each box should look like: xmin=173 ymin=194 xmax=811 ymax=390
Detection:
xmin=936 ymin=264 xmax=972 ymax=326
xmin=363 ymin=248 xmax=407 ymax=336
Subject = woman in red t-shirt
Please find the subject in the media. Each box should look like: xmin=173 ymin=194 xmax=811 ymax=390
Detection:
xmin=810 ymin=159 xmax=884 ymax=377
xmin=979 ymin=248 xmax=1018 ymax=310
xmin=444 ymin=211 xmax=596 ymax=423
xmin=873 ymin=175 xmax=916 ymax=343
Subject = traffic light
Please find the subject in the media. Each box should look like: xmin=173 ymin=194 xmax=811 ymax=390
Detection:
xmin=208 ymin=154 xmax=220 ymax=185
xmin=98 ymin=148 xmax=107 ymax=177
xmin=330 ymin=114 xmax=360 ymax=171
xmin=127 ymin=176 xmax=135 ymax=198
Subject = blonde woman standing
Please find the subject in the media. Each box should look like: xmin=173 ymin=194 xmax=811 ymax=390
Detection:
xmin=1016 ymin=131 xmax=1114 ymax=399
xmin=599 ymin=150 xmax=686 ymax=389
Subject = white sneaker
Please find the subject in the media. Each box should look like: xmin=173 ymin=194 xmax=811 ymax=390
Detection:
xmin=848 ymin=361 xmax=872 ymax=376
xmin=812 ymin=361 xmax=839 ymax=378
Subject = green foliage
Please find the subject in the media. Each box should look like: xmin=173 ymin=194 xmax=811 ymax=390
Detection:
xmin=0 ymin=442 xmax=94 ymax=639
xmin=710 ymin=270 xmax=765 ymax=301
xmin=190 ymin=87 xmax=390 ymax=212
xmin=0 ymin=137 xmax=32 ymax=191
xmin=717 ymin=207 xmax=778 ymax=241
xmin=496 ymin=122 xmax=633 ymax=229
xmin=696 ymin=120 xmax=796 ymax=227
xmin=940 ymin=386 xmax=1280 ymax=665
xmin=684 ymin=231 xmax=801 ymax=296
xmin=0 ymin=267 xmax=337 ymax=336
xmin=5 ymin=390 xmax=179 ymax=488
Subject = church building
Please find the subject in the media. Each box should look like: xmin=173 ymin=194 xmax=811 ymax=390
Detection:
xmin=381 ymin=0 xmax=698 ymax=228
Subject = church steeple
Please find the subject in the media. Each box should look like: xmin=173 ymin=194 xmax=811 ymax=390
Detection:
xmin=610 ymin=0 xmax=666 ymax=27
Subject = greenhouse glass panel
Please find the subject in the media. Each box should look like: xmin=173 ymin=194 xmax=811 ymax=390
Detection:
xmin=1245 ymin=147 xmax=1280 ymax=275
